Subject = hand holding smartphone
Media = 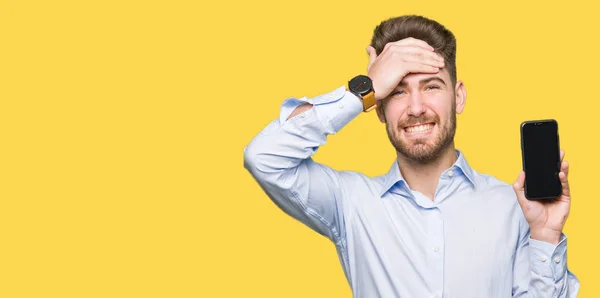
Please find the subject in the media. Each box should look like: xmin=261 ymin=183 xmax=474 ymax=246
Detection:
xmin=520 ymin=119 xmax=562 ymax=200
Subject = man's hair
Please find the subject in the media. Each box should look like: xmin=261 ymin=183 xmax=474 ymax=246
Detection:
xmin=370 ymin=15 xmax=457 ymax=85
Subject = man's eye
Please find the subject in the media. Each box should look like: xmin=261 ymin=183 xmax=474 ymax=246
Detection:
xmin=425 ymin=85 xmax=440 ymax=90
xmin=392 ymin=90 xmax=405 ymax=96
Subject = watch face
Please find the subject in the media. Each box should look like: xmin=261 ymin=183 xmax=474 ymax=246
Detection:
xmin=349 ymin=75 xmax=373 ymax=95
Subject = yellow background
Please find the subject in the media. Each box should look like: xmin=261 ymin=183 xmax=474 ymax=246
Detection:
xmin=1 ymin=0 xmax=598 ymax=297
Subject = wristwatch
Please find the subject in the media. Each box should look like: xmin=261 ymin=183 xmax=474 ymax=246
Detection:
xmin=347 ymin=75 xmax=376 ymax=112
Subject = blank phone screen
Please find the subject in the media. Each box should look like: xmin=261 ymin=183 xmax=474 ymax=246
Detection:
xmin=521 ymin=121 xmax=562 ymax=199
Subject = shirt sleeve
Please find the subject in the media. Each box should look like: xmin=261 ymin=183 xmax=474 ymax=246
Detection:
xmin=243 ymin=85 xmax=363 ymax=243
xmin=512 ymin=214 xmax=580 ymax=297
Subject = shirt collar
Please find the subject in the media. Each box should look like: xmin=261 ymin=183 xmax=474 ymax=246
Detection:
xmin=379 ymin=158 xmax=405 ymax=197
xmin=379 ymin=149 xmax=477 ymax=196
xmin=454 ymin=149 xmax=477 ymax=188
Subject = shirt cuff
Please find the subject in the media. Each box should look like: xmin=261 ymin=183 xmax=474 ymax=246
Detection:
xmin=528 ymin=233 xmax=568 ymax=281
xmin=279 ymin=85 xmax=363 ymax=133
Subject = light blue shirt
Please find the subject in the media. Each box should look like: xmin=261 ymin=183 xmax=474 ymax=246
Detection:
xmin=243 ymin=85 xmax=580 ymax=297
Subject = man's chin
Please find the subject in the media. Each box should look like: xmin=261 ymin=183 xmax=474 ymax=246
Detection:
xmin=397 ymin=142 xmax=444 ymax=163
xmin=401 ymin=139 xmax=433 ymax=152
xmin=404 ymin=149 xmax=435 ymax=162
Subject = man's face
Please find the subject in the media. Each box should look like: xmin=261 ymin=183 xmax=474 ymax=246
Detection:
xmin=378 ymin=69 xmax=463 ymax=163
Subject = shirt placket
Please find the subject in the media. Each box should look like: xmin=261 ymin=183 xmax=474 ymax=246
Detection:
xmin=427 ymin=204 xmax=445 ymax=298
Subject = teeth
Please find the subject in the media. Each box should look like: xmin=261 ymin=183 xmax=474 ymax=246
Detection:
xmin=405 ymin=123 xmax=433 ymax=134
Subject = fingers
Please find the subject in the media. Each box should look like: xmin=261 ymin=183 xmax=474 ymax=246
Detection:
xmin=370 ymin=43 xmax=443 ymax=69
xmin=559 ymin=149 xmax=570 ymax=197
xmin=367 ymin=46 xmax=377 ymax=72
xmin=405 ymin=62 xmax=441 ymax=74
xmin=513 ymin=171 xmax=528 ymax=207
xmin=559 ymin=171 xmax=570 ymax=198
xmin=513 ymin=170 xmax=525 ymax=191
xmin=561 ymin=160 xmax=569 ymax=176
xmin=396 ymin=46 xmax=445 ymax=68
xmin=377 ymin=44 xmax=444 ymax=76
xmin=390 ymin=37 xmax=435 ymax=51
xmin=559 ymin=160 xmax=570 ymax=197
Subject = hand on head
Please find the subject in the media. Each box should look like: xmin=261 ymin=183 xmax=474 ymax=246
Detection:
xmin=366 ymin=37 xmax=445 ymax=104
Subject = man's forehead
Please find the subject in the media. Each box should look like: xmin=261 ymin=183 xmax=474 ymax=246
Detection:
xmin=399 ymin=69 xmax=450 ymax=85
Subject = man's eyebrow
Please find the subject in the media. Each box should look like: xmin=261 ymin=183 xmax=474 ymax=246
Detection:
xmin=397 ymin=77 xmax=447 ymax=88
xmin=420 ymin=77 xmax=446 ymax=86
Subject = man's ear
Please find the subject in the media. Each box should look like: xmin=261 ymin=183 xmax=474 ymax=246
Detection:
xmin=455 ymin=80 xmax=466 ymax=114
xmin=376 ymin=102 xmax=386 ymax=123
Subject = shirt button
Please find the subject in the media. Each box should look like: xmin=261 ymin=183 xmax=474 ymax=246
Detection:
xmin=299 ymin=113 xmax=305 ymax=118
xmin=447 ymin=169 xmax=454 ymax=177
xmin=433 ymin=246 xmax=439 ymax=252
xmin=541 ymin=256 xmax=547 ymax=262
xmin=339 ymin=103 xmax=344 ymax=109
xmin=554 ymin=257 xmax=561 ymax=263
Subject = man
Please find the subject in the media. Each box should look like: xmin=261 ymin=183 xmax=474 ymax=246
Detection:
xmin=243 ymin=15 xmax=580 ymax=297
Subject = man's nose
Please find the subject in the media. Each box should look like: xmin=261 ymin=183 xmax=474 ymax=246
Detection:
xmin=407 ymin=93 xmax=426 ymax=117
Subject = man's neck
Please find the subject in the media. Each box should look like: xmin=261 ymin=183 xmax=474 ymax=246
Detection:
xmin=396 ymin=144 xmax=458 ymax=201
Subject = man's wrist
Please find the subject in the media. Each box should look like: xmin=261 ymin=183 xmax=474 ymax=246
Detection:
xmin=286 ymin=103 xmax=313 ymax=120
xmin=530 ymin=228 xmax=562 ymax=245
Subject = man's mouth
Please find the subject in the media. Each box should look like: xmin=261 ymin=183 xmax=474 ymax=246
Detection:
xmin=404 ymin=122 xmax=435 ymax=134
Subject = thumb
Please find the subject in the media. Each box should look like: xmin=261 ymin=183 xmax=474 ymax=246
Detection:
xmin=513 ymin=171 xmax=528 ymax=207
xmin=366 ymin=46 xmax=377 ymax=72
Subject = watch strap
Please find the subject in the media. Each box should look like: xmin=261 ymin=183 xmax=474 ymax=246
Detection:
xmin=361 ymin=90 xmax=376 ymax=112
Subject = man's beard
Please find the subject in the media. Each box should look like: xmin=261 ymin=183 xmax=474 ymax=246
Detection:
xmin=386 ymin=107 xmax=456 ymax=164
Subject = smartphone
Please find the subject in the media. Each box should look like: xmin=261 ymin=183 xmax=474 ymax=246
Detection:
xmin=520 ymin=119 xmax=562 ymax=200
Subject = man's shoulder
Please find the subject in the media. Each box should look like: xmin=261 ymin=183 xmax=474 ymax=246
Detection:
xmin=334 ymin=168 xmax=387 ymax=194
xmin=471 ymin=169 xmax=518 ymax=202
xmin=476 ymin=171 xmax=512 ymax=189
